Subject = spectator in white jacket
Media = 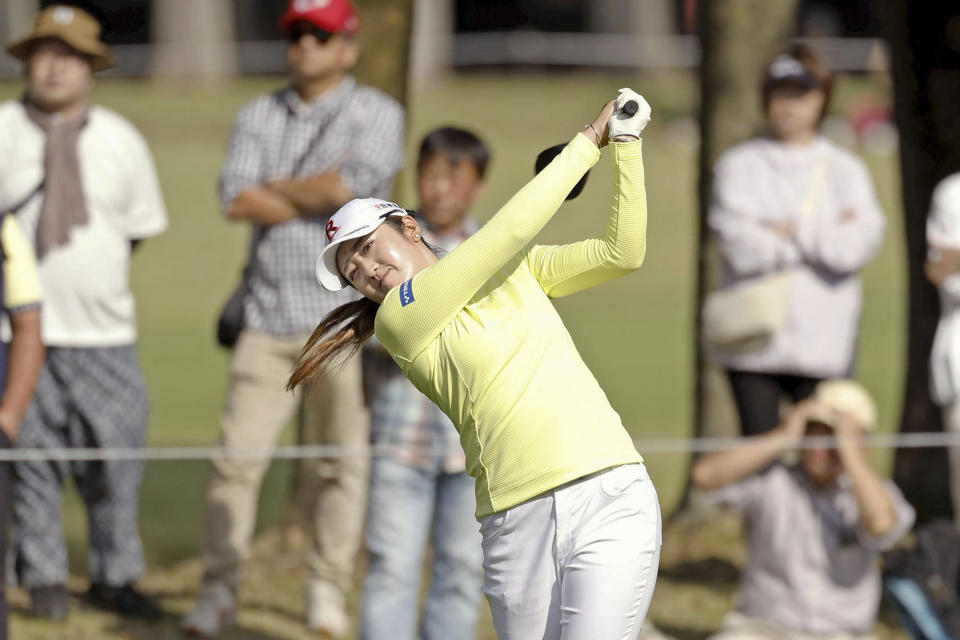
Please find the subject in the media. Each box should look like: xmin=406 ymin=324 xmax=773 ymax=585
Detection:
xmin=708 ymin=43 xmax=886 ymax=435
xmin=925 ymin=171 xmax=960 ymax=521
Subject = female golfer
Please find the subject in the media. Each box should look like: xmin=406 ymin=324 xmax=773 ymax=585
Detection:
xmin=290 ymin=89 xmax=660 ymax=639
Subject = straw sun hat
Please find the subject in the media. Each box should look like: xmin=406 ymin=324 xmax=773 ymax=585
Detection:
xmin=7 ymin=5 xmax=114 ymax=72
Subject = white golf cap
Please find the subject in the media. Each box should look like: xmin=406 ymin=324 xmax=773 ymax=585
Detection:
xmin=808 ymin=379 xmax=877 ymax=432
xmin=316 ymin=198 xmax=407 ymax=291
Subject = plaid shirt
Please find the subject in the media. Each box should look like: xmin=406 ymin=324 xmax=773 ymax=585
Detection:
xmin=363 ymin=220 xmax=479 ymax=473
xmin=219 ymin=77 xmax=405 ymax=335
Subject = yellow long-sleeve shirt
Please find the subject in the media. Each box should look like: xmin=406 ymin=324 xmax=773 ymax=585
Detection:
xmin=375 ymin=133 xmax=647 ymax=518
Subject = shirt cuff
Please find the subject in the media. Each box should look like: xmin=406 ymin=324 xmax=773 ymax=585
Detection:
xmin=571 ymin=132 xmax=603 ymax=165
xmin=857 ymin=498 xmax=916 ymax=552
xmin=611 ymin=137 xmax=644 ymax=161
xmin=6 ymin=301 xmax=41 ymax=316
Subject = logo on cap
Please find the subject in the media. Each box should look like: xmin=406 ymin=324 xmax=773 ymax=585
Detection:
xmin=325 ymin=219 xmax=340 ymax=242
xmin=294 ymin=0 xmax=331 ymax=10
xmin=769 ymin=55 xmax=805 ymax=80
xmin=53 ymin=7 xmax=75 ymax=24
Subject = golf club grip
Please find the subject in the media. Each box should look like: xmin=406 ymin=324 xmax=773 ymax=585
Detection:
xmin=622 ymin=100 xmax=639 ymax=116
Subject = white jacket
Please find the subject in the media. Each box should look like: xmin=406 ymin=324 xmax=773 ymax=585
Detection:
xmin=928 ymin=173 xmax=960 ymax=405
xmin=708 ymin=137 xmax=886 ymax=378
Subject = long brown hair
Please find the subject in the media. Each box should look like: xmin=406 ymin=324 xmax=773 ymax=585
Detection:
xmin=287 ymin=216 xmax=431 ymax=391
xmin=286 ymin=296 xmax=379 ymax=391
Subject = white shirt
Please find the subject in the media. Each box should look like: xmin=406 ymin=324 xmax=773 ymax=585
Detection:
xmin=927 ymin=173 xmax=960 ymax=405
xmin=0 ymin=101 xmax=167 ymax=347
xmin=708 ymin=137 xmax=886 ymax=378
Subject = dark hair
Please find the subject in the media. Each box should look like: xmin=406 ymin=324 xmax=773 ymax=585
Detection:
xmin=762 ymin=43 xmax=834 ymax=123
xmin=417 ymin=127 xmax=491 ymax=178
xmin=287 ymin=216 xmax=433 ymax=390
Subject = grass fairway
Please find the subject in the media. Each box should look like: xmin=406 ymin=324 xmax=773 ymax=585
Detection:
xmin=1 ymin=71 xmax=908 ymax=638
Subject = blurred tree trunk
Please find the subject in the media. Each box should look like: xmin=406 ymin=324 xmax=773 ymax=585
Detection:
xmin=409 ymin=0 xmax=453 ymax=90
xmin=588 ymin=0 xmax=674 ymax=36
xmin=680 ymin=0 xmax=798 ymax=514
xmin=151 ymin=0 xmax=237 ymax=80
xmin=695 ymin=0 xmax=799 ymax=436
xmin=352 ymin=0 xmax=416 ymax=201
xmin=1 ymin=0 xmax=37 ymax=44
xmin=353 ymin=0 xmax=416 ymax=105
xmin=880 ymin=1 xmax=960 ymax=524
xmin=289 ymin=0 xmax=415 ymax=541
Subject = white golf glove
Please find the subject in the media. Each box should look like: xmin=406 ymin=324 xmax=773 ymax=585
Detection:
xmin=608 ymin=88 xmax=651 ymax=140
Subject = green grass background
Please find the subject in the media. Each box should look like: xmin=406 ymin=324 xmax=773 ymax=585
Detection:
xmin=0 ymin=70 xmax=905 ymax=573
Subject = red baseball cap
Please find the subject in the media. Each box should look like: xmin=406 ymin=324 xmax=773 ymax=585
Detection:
xmin=279 ymin=0 xmax=359 ymax=36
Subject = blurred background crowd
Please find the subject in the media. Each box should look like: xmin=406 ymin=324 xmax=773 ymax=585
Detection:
xmin=0 ymin=0 xmax=957 ymax=639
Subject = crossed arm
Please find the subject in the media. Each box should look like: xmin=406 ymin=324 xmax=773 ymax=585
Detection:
xmin=226 ymin=172 xmax=353 ymax=226
xmin=220 ymin=94 xmax=404 ymax=226
xmin=709 ymin=155 xmax=885 ymax=278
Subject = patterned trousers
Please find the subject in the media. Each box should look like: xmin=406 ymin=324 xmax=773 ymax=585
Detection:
xmin=12 ymin=346 xmax=149 ymax=588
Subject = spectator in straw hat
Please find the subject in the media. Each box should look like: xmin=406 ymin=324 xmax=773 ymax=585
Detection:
xmin=1 ymin=4 xmax=168 ymax=621
xmin=692 ymin=380 xmax=915 ymax=639
xmin=181 ymin=0 xmax=403 ymax=637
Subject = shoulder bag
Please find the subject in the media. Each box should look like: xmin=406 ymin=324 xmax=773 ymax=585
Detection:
xmin=702 ymin=161 xmax=829 ymax=353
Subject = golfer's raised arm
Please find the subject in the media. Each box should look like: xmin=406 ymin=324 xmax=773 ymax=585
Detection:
xmin=526 ymin=139 xmax=647 ymax=298
xmin=375 ymin=133 xmax=601 ymax=362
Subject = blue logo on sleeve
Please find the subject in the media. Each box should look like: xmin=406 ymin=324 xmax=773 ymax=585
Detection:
xmin=399 ymin=279 xmax=416 ymax=307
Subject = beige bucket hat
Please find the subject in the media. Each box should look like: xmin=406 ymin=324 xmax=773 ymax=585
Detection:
xmin=7 ymin=5 xmax=114 ymax=71
xmin=808 ymin=379 xmax=878 ymax=432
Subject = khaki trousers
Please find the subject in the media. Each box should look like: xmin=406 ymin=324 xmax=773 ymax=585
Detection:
xmin=202 ymin=330 xmax=369 ymax=594
xmin=708 ymin=612 xmax=877 ymax=640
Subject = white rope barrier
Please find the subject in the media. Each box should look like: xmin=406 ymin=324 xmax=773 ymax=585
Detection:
xmin=0 ymin=431 xmax=956 ymax=462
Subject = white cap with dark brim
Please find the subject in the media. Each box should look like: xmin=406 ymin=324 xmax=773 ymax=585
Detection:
xmin=316 ymin=198 xmax=407 ymax=291
xmin=766 ymin=54 xmax=818 ymax=90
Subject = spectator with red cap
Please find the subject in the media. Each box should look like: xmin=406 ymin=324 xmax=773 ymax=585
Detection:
xmin=181 ymin=0 xmax=404 ymax=637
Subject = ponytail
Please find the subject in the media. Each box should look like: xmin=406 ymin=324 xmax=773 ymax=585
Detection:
xmin=287 ymin=297 xmax=380 ymax=390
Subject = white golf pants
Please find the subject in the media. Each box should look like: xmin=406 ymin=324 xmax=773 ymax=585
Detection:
xmin=480 ymin=463 xmax=661 ymax=640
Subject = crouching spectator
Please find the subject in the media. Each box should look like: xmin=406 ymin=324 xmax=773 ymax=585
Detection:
xmin=691 ymin=379 xmax=915 ymax=639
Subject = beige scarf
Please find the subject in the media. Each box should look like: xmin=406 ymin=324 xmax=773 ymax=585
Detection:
xmin=22 ymin=97 xmax=90 ymax=259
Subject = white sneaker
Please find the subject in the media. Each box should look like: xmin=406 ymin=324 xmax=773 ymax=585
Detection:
xmin=305 ymin=581 xmax=348 ymax=638
xmin=181 ymin=582 xmax=236 ymax=637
